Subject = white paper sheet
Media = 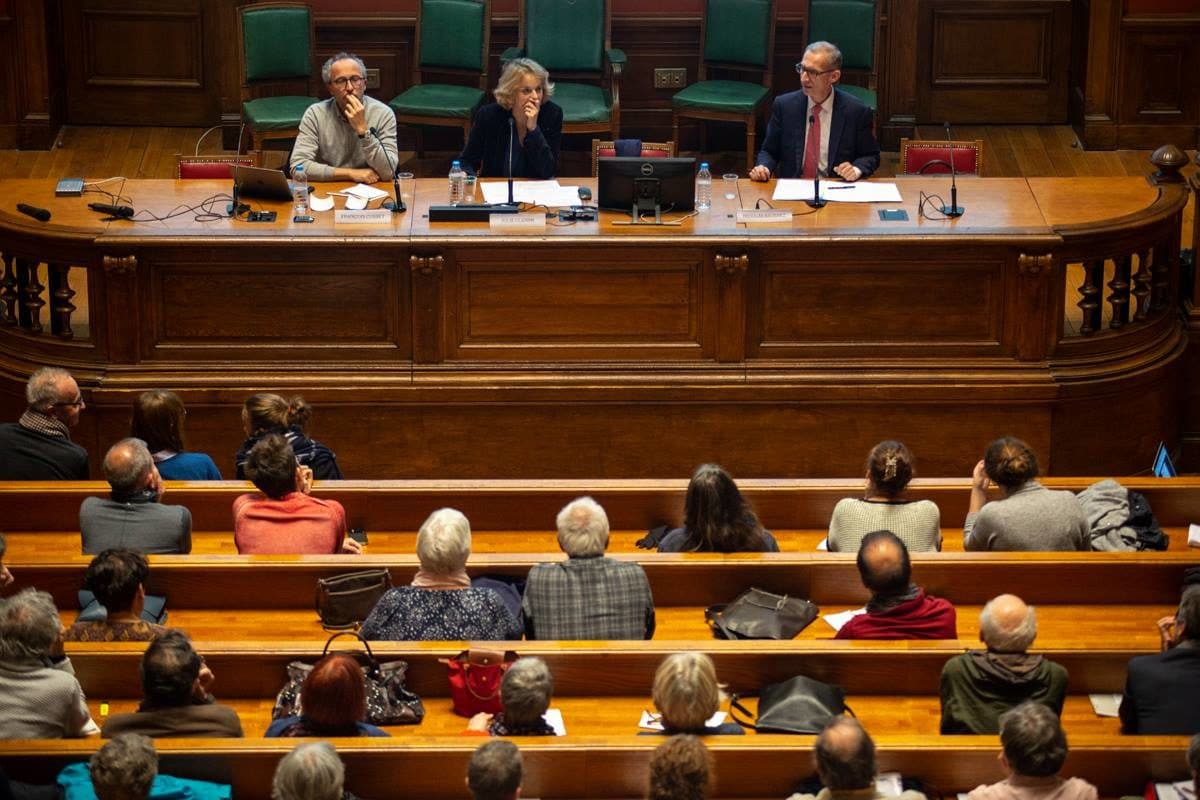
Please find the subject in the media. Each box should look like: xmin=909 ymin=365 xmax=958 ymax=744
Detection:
xmin=1088 ymin=693 xmax=1122 ymax=717
xmin=542 ymin=708 xmax=566 ymax=736
xmin=1155 ymin=780 xmax=1197 ymax=800
xmin=1188 ymin=523 xmax=1200 ymax=547
xmin=876 ymin=773 xmax=904 ymax=797
xmin=823 ymin=607 xmax=868 ymax=631
xmin=307 ymin=194 xmax=335 ymax=212
xmin=344 ymin=195 xmax=368 ymax=210
xmin=638 ymin=710 xmax=727 ymax=731
xmin=480 ymin=180 xmax=582 ymax=207
xmin=343 ymin=183 xmax=390 ymax=200
xmin=773 ymin=179 xmax=902 ymax=203
xmin=816 ymin=537 xmax=828 ymax=551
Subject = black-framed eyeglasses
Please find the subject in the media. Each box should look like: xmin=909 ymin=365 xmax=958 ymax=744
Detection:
xmin=795 ymin=63 xmax=837 ymax=78
xmin=54 ymin=397 xmax=84 ymax=408
xmin=331 ymin=75 xmax=365 ymax=88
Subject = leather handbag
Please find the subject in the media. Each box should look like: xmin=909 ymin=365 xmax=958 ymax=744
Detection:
xmin=705 ymin=587 xmax=819 ymax=640
xmin=315 ymin=569 xmax=392 ymax=630
xmin=442 ymin=648 xmax=519 ymax=717
xmin=273 ymin=632 xmax=424 ymax=725
xmin=730 ymin=675 xmax=850 ymax=734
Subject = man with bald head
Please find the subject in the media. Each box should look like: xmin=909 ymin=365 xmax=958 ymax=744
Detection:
xmin=0 ymin=366 xmax=88 ymax=479
xmin=940 ymin=594 xmax=1068 ymax=733
xmin=788 ymin=716 xmax=927 ymax=800
xmin=80 ymin=438 xmax=191 ymax=554
xmin=836 ymin=529 xmax=957 ymax=640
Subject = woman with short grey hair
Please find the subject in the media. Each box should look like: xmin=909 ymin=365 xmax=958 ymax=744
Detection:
xmin=0 ymin=588 xmax=98 ymax=738
xmin=360 ymin=508 xmax=521 ymax=641
xmin=468 ymin=657 xmax=556 ymax=736
xmin=272 ymin=742 xmax=346 ymax=800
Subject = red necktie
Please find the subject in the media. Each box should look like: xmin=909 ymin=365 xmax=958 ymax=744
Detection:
xmin=802 ymin=102 xmax=823 ymax=179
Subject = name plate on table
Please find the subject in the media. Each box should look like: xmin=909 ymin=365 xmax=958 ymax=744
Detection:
xmin=490 ymin=213 xmax=546 ymax=231
xmin=736 ymin=209 xmax=793 ymax=224
xmin=334 ymin=209 xmax=393 ymax=225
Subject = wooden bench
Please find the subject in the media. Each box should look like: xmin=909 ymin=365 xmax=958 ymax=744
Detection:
xmin=1 ymin=737 xmax=1192 ymax=798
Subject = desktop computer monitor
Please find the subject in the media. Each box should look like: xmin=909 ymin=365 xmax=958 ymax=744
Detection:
xmin=597 ymin=156 xmax=696 ymax=216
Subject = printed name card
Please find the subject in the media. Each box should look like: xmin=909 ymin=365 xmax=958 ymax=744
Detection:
xmin=736 ymin=209 xmax=793 ymax=224
xmin=334 ymin=209 xmax=393 ymax=225
xmin=490 ymin=213 xmax=546 ymax=231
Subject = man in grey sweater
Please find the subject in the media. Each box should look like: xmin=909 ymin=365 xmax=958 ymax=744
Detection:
xmin=290 ymin=52 xmax=398 ymax=183
xmin=80 ymin=438 xmax=191 ymax=555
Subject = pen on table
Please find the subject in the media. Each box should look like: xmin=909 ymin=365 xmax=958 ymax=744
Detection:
xmin=824 ymin=186 xmax=854 ymax=190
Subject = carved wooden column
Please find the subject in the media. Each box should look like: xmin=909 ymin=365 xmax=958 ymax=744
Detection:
xmin=714 ymin=252 xmax=749 ymax=363
xmin=1107 ymin=254 xmax=1132 ymax=329
xmin=102 ymin=255 xmax=140 ymax=362
xmin=16 ymin=258 xmax=44 ymax=333
xmin=48 ymin=264 xmax=76 ymax=339
xmin=0 ymin=254 xmax=17 ymax=325
xmin=410 ymin=253 xmax=445 ymax=364
xmin=1076 ymin=259 xmax=1104 ymax=335
xmin=1015 ymin=253 xmax=1054 ymax=360
xmin=1133 ymin=249 xmax=1153 ymax=320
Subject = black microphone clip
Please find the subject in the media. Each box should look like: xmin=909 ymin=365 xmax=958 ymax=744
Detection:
xmin=87 ymin=202 xmax=135 ymax=219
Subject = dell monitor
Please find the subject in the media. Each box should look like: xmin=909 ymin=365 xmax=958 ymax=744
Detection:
xmin=598 ymin=156 xmax=696 ymax=222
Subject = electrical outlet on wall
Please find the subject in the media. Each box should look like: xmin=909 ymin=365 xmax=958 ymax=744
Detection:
xmin=365 ymin=68 xmax=381 ymax=90
xmin=653 ymin=68 xmax=687 ymax=89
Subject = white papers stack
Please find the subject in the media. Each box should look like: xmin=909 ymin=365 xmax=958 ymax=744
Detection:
xmin=1155 ymin=780 xmax=1197 ymax=800
xmin=480 ymin=180 xmax=582 ymax=207
xmin=542 ymin=708 xmax=566 ymax=736
xmin=823 ymin=607 xmax=867 ymax=631
xmin=1088 ymin=693 xmax=1122 ymax=717
xmin=638 ymin=710 xmax=727 ymax=731
xmin=773 ymin=179 xmax=902 ymax=203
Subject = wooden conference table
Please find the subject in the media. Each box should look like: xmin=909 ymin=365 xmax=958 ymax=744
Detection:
xmin=0 ymin=173 xmax=1189 ymax=478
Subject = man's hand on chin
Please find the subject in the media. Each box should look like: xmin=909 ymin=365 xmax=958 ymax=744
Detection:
xmin=343 ymin=94 xmax=368 ymax=136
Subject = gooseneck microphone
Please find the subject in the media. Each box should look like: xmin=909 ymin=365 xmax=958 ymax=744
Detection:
xmin=940 ymin=121 xmax=964 ymax=218
xmin=87 ymin=202 xmax=135 ymax=219
xmin=369 ymin=126 xmax=405 ymax=213
xmin=507 ymin=116 xmax=515 ymax=205
xmin=16 ymin=203 xmax=52 ymax=222
xmin=804 ymin=114 xmax=826 ymax=210
xmin=228 ymin=122 xmax=248 ymax=216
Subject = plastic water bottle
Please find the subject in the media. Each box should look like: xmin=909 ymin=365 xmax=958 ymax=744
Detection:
xmin=695 ymin=162 xmax=712 ymax=211
xmin=291 ymin=164 xmax=308 ymax=214
xmin=449 ymin=160 xmax=466 ymax=205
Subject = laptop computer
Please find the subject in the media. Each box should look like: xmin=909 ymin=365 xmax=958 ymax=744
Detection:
xmin=232 ymin=165 xmax=295 ymax=202
xmin=1152 ymin=442 xmax=1177 ymax=478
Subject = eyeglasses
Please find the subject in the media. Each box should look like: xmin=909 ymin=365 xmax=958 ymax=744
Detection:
xmin=795 ymin=64 xmax=837 ymax=78
xmin=55 ymin=397 xmax=85 ymax=408
xmin=331 ymin=75 xmax=365 ymax=88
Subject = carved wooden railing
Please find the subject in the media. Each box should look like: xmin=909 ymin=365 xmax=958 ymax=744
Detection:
xmin=0 ymin=252 xmax=82 ymax=340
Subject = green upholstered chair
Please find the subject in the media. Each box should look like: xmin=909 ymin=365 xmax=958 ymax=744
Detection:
xmin=502 ymin=0 xmax=624 ymax=139
xmin=237 ymin=2 xmax=319 ymax=152
xmin=389 ymin=0 xmax=491 ymax=156
xmin=671 ymin=0 xmax=776 ymax=173
xmin=807 ymin=0 xmax=879 ymax=112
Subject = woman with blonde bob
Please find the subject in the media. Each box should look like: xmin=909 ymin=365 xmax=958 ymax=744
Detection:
xmin=458 ymin=57 xmax=562 ymax=179
xmin=650 ymin=653 xmax=743 ymax=736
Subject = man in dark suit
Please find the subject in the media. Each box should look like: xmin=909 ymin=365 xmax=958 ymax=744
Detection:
xmin=0 ymin=367 xmax=88 ymax=480
xmin=750 ymin=41 xmax=880 ymax=183
xmin=1119 ymin=587 xmax=1200 ymax=734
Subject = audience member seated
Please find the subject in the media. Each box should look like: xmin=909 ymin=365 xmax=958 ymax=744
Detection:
xmin=788 ymin=716 xmax=927 ymax=800
xmin=965 ymin=437 xmax=1088 ymax=552
xmin=658 ymin=464 xmax=779 ymax=552
xmin=272 ymin=742 xmax=359 ymax=800
xmin=468 ymin=657 xmax=555 ymax=736
xmin=360 ymin=508 xmax=521 ymax=641
xmin=828 ymin=441 xmax=940 ymax=552
xmin=1190 ymin=733 xmax=1200 ymax=797
xmin=64 ymin=549 xmax=167 ymax=642
xmin=80 ymin=439 xmax=192 ymax=555
xmin=940 ymin=594 xmax=1067 ymax=734
xmin=102 ymin=630 xmax=243 ymax=738
xmin=651 ymin=652 xmax=743 ymax=736
xmin=0 ymin=532 xmax=14 ymax=593
xmin=0 ymin=366 xmax=88 ymax=480
xmin=131 ymin=390 xmax=221 ymax=480
xmin=648 ymin=735 xmax=713 ymax=800
xmin=266 ymin=653 xmax=388 ymax=738
xmin=57 ymin=733 xmax=232 ymax=800
xmin=965 ymin=702 xmax=1098 ymax=800
xmin=235 ymin=393 xmax=342 ymax=480
xmin=233 ymin=434 xmax=359 ymax=555
xmin=467 ymin=740 xmax=523 ymax=800
xmin=1120 ymin=587 xmax=1200 ymax=734
xmin=523 ymin=497 xmax=655 ymax=640
xmin=0 ymin=588 xmax=99 ymax=739
xmin=836 ymin=530 xmax=957 ymax=640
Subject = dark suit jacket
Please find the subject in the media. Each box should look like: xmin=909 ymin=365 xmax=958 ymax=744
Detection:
xmin=755 ymin=87 xmax=880 ymax=180
xmin=1119 ymin=644 xmax=1200 ymax=734
xmin=0 ymin=423 xmax=87 ymax=480
xmin=458 ymin=101 xmax=562 ymax=180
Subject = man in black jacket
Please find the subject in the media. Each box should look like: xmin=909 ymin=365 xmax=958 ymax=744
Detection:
xmin=0 ymin=367 xmax=87 ymax=480
xmin=1120 ymin=587 xmax=1200 ymax=734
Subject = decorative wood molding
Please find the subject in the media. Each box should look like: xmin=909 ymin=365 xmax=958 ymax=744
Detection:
xmin=102 ymin=254 xmax=137 ymax=275
xmin=410 ymin=253 xmax=445 ymax=276
xmin=1018 ymin=253 xmax=1053 ymax=276
xmin=714 ymin=253 xmax=749 ymax=275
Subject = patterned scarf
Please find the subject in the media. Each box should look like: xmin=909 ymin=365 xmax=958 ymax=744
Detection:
xmin=18 ymin=409 xmax=70 ymax=439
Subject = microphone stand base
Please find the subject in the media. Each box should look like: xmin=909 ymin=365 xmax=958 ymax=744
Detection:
xmin=940 ymin=206 xmax=964 ymax=217
xmin=805 ymin=198 xmax=827 ymax=209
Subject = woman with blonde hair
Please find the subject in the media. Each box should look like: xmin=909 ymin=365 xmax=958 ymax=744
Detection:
xmin=234 ymin=393 xmax=342 ymax=480
xmin=650 ymin=653 xmax=742 ymax=735
xmin=131 ymin=390 xmax=221 ymax=480
xmin=458 ymin=57 xmax=562 ymax=179
xmin=828 ymin=440 xmax=940 ymax=552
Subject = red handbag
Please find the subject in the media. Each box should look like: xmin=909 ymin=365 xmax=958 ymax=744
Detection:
xmin=443 ymin=648 xmax=518 ymax=717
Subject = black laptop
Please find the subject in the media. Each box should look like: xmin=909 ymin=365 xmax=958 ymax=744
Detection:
xmin=232 ymin=165 xmax=295 ymax=202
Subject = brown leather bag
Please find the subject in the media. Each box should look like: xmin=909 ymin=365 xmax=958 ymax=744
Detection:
xmin=315 ymin=569 xmax=392 ymax=630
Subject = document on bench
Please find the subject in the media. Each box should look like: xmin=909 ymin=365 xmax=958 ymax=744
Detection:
xmin=1088 ymin=693 xmax=1122 ymax=717
xmin=823 ymin=607 xmax=867 ymax=631
xmin=773 ymin=179 xmax=902 ymax=203
xmin=1155 ymin=780 xmax=1197 ymax=800
xmin=480 ymin=180 xmax=582 ymax=207
xmin=542 ymin=708 xmax=566 ymax=736
xmin=638 ymin=710 xmax=727 ymax=731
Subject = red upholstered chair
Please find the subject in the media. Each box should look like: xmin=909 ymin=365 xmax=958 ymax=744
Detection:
xmin=899 ymin=138 xmax=983 ymax=175
xmin=590 ymin=139 xmax=676 ymax=177
xmin=176 ymin=153 xmax=261 ymax=180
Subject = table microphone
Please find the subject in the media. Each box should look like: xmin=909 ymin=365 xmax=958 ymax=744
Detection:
xmin=940 ymin=121 xmax=964 ymax=218
xmin=805 ymin=114 xmax=826 ymax=210
xmin=16 ymin=203 xmax=51 ymax=222
xmin=88 ymin=202 xmax=135 ymax=219
xmin=507 ymin=117 xmax=515 ymax=205
xmin=369 ymin=126 xmax=405 ymax=213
